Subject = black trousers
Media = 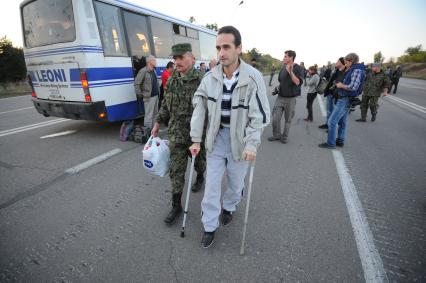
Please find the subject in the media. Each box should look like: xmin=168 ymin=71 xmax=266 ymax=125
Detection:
xmin=306 ymin=92 xmax=318 ymax=121
xmin=389 ymin=79 xmax=399 ymax=94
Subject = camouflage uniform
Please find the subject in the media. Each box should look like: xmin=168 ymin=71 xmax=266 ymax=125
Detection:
xmin=156 ymin=67 xmax=206 ymax=194
xmin=360 ymin=70 xmax=390 ymax=120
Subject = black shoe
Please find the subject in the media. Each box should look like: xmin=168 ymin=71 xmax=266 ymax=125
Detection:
xmin=221 ymin=209 xmax=233 ymax=226
xmin=164 ymin=193 xmax=182 ymax=225
xmin=318 ymin=142 xmax=336 ymax=149
xmin=268 ymin=136 xmax=280 ymax=142
xmin=280 ymin=138 xmax=287 ymax=144
xmin=336 ymin=139 xmax=344 ymax=147
xmin=356 ymin=118 xmax=366 ymax=122
xmin=371 ymin=115 xmax=376 ymax=122
xmin=318 ymin=124 xmax=328 ymax=129
xmin=191 ymin=175 xmax=205 ymax=192
xmin=201 ymin=231 xmax=215 ymax=248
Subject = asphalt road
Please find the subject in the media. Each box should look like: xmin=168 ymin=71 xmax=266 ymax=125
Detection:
xmin=0 ymin=77 xmax=425 ymax=282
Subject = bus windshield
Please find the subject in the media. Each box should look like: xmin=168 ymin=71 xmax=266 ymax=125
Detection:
xmin=22 ymin=0 xmax=76 ymax=48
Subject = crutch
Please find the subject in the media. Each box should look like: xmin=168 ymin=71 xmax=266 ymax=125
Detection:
xmin=240 ymin=159 xmax=256 ymax=255
xmin=180 ymin=155 xmax=196 ymax=238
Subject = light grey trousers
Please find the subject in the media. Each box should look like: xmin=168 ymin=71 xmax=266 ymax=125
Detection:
xmin=271 ymin=96 xmax=296 ymax=141
xmin=143 ymin=95 xmax=158 ymax=129
xmin=201 ymin=127 xmax=249 ymax=232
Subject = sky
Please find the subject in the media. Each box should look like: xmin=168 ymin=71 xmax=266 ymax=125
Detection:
xmin=2 ymin=0 xmax=426 ymax=66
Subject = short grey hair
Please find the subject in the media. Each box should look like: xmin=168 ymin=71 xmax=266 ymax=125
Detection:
xmin=147 ymin=55 xmax=156 ymax=63
xmin=344 ymin=53 xmax=359 ymax=64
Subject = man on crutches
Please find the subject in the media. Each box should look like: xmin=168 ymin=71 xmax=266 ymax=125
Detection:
xmin=189 ymin=26 xmax=270 ymax=249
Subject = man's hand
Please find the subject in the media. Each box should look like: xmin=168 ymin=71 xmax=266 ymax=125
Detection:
xmin=382 ymin=92 xmax=388 ymax=97
xmin=189 ymin=143 xmax=201 ymax=156
xmin=335 ymin=82 xmax=345 ymax=89
xmin=151 ymin=122 xmax=160 ymax=137
xmin=243 ymin=149 xmax=256 ymax=161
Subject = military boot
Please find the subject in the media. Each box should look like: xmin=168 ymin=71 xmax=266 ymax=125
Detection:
xmin=371 ymin=114 xmax=376 ymax=122
xmin=164 ymin=193 xmax=182 ymax=225
xmin=191 ymin=175 xmax=205 ymax=192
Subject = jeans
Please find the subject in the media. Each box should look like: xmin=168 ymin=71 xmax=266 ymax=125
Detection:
xmin=327 ymin=96 xmax=349 ymax=146
xmin=326 ymin=94 xmax=335 ymax=120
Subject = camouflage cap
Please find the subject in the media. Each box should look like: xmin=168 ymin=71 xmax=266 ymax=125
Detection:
xmin=171 ymin=43 xmax=192 ymax=57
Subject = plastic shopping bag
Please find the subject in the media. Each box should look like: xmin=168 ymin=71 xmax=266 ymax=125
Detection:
xmin=142 ymin=136 xmax=170 ymax=177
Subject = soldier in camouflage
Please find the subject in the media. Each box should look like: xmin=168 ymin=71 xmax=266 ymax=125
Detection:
xmin=356 ymin=63 xmax=390 ymax=122
xmin=151 ymin=43 xmax=206 ymax=225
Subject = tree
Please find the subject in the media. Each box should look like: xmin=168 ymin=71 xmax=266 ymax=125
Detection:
xmin=405 ymin=44 xmax=422 ymax=56
xmin=189 ymin=16 xmax=196 ymax=23
xmin=205 ymin=23 xmax=218 ymax=31
xmin=0 ymin=36 xmax=27 ymax=82
xmin=247 ymin=48 xmax=261 ymax=60
xmin=374 ymin=51 xmax=385 ymax=64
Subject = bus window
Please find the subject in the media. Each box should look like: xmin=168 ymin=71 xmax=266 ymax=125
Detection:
xmin=22 ymin=0 xmax=76 ymax=48
xmin=123 ymin=11 xmax=152 ymax=58
xmin=151 ymin=17 xmax=173 ymax=58
xmin=94 ymin=1 xmax=128 ymax=56
xmin=199 ymin=32 xmax=217 ymax=61
xmin=186 ymin=28 xmax=198 ymax=39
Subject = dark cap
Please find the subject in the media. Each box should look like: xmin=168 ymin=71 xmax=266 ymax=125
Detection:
xmin=171 ymin=43 xmax=192 ymax=57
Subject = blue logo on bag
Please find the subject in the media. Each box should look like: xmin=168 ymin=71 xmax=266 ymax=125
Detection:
xmin=144 ymin=160 xmax=153 ymax=168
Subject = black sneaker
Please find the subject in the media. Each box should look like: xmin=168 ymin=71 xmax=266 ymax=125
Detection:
xmin=201 ymin=231 xmax=215 ymax=249
xmin=318 ymin=142 xmax=336 ymax=149
xmin=268 ymin=136 xmax=280 ymax=142
xmin=336 ymin=139 xmax=344 ymax=147
xmin=221 ymin=209 xmax=233 ymax=226
xmin=318 ymin=124 xmax=328 ymax=129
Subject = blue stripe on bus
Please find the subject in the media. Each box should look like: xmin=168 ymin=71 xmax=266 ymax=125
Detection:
xmin=106 ymin=99 xmax=144 ymax=122
xmin=70 ymin=79 xmax=134 ymax=88
xmin=70 ymin=67 xmax=134 ymax=82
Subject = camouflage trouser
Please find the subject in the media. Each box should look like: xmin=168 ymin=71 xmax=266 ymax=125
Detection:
xmin=169 ymin=142 xmax=206 ymax=194
xmin=360 ymin=95 xmax=379 ymax=119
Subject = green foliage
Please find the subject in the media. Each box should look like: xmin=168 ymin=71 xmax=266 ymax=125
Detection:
xmin=398 ymin=44 xmax=426 ymax=63
xmin=241 ymin=48 xmax=281 ymax=74
xmin=0 ymin=36 xmax=27 ymax=82
xmin=373 ymin=51 xmax=385 ymax=63
xmin=205 ymin=23 xmax=218 ymax=32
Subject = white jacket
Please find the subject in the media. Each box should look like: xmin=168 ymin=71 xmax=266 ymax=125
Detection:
xmin=190 ymin=60 xmax=270 ymax=161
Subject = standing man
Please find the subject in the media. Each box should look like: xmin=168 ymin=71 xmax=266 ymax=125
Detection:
xmin=159 ymin=61 xmax=174 ymax=109
xmin=319 ymin=57 xmax=346 ymax=129
xmin=319 ymin=53 xmax=365 ymax=149
xmin=389 ymin=65 xmax=402 ymax=94
xmin=151 ymin=44 xmax=206 ymax=225
xmin=189 ymin=26 xmax=270 ymax=248
xmin=269 ymin=64 xmax=276 ymax=86
xmin=268 ymin=50 xmax=304 ymax=144
xmin=199 ymin=62 xmax=207 ymax=75
xmin=356 ymin=63 xmax=389 ymax=122
xmin=134 ymin=55 xmax=159 ymax=131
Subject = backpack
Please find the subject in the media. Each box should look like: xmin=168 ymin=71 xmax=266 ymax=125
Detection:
xmin=129 ymin=125 xmax=149 ymax=143
xmin=316 ymin=77 xmax=328 ymax=94
xmin=119 ymin=120 xmax=134 ymax=141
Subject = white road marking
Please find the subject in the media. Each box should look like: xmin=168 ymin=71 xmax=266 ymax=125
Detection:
xmin=317 ymin=97 xmax=387 ymax=283
xmin=385 ymin=95 xmax=426 ymax=113
xmin=0 ymin=118 xmax=69 ymax=137
xmin=0 ymin=106 xmax=34 ymax=115
xmin=40 ymin=130 xmax=77 ymax=139
xmin=65 ymin=148 xmax=123 ymax=175
xmin=0 ymin=95 xmax=30 ymax=101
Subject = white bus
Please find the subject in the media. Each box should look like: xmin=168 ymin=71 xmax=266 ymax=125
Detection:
xmin=20 ymin=0 xmax=217 ymax=122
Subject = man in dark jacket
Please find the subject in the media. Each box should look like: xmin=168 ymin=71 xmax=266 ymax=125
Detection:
xmin=389 ymin=66 xmax=402 ymax=94
xmin=268 ymin=50 xmax=303 ymax=144
xmin=356 ymin=63 xmax=389 ymax=122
